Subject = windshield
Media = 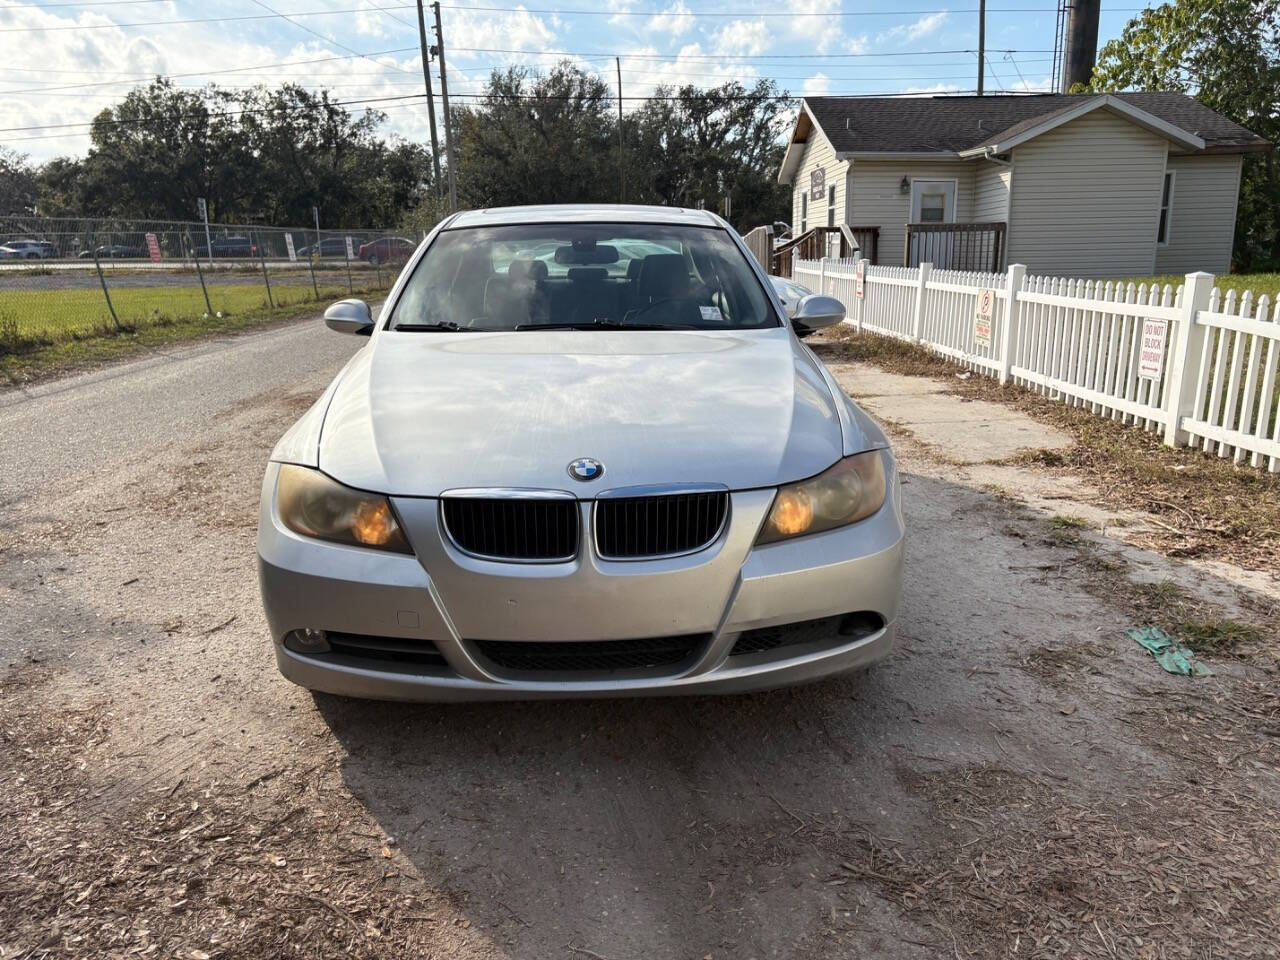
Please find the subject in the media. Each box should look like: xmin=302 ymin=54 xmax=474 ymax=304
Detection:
xmin=388 ymin=223 xmax=778 ymax=331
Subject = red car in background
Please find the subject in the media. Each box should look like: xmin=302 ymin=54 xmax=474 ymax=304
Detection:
xmin=357 ymin=236 xmax=416 ymax=265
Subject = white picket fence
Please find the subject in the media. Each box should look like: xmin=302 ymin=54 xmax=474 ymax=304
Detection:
xmin=794 ymin=257 xmax=1280 ymax=471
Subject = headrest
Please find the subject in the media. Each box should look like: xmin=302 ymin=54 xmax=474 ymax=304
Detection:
xmin=507 ymin=258 xmax=549 ymax=283
xmin=636 ymin=254 xmax=689 ymax=297
xmin=625 ymin=258 xmax=644 ymax=280
xmin=567 ymin=267 xmax=608 ymax=282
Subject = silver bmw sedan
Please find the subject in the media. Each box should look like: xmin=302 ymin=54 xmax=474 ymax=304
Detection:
xmin=257 ymin=204 xmax=904 ymax=701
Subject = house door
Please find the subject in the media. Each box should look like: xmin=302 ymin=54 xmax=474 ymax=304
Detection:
xmin=909 ymin=179 xmax=957 ymax=267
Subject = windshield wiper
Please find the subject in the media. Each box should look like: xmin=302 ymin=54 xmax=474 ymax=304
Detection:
xmin=392 ymin=321 xmax=483 ymax=332
xmin=514 ymin=320 xmax=699 ymax=331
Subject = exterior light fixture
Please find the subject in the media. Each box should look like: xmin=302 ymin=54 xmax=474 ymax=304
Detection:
xmin=899 ymin=175 xmax=911 ymax=195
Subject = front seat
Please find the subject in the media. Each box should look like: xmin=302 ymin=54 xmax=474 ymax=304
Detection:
xmin=634 ymin=254 xmax=692 ymax=305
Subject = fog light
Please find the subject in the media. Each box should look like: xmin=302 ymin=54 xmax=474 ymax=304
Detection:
xmin=284 ymin=628 xmax=330 ymax=654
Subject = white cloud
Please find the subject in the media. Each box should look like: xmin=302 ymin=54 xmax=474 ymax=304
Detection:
xmin=878 ymin=11 xmax=949 ymax=46
xmin=619 ymin=42 xmax=759 ymax=100
xmin=446 ymin=6 xmax=557 ymax=58
xmin=646 ymin=2 xmax=694 ymax=38
xmin=352 ymin=10 xmax=387 ymax=37
xmin=902 ymin=82 xmax=964 ymax=96
xmin=781 ymin=0 xmax=861 ymax=56
xmin=847 ymin=34 xmax=869 ymax=55
xmin=801 ymin=72 xmax=831 ymax=97
xmin=711 ymin=20 xmax=770 ymax=58
xmin=0 ymin=0 xmax=439 ymax=162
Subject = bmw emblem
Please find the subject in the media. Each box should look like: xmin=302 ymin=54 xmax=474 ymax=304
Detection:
xmin=567 ymin=458 xmax=604 ymax=482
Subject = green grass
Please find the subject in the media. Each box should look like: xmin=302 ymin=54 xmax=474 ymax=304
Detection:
xmin=1050 ymin=513 xmax=1090 ymax=529
xmin=1113 ymin=273 xmax=1280 ymax=301
xmin=0 ymin=281 xmax=366 ymax=343
xmin=1 ymin=280 xmax=390 ymax=384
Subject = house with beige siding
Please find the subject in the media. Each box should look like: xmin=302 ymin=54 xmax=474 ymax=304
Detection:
xmin=777 ymin=93 xmax=1270 ymax=278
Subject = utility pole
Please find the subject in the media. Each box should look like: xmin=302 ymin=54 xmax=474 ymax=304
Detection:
xmin=415 ymin=0 xmax=442 ymax=191
xmin=977 ymin=0 xmax=986 ymax=95
xmin=616 ymin=57 xmax=625 ymax=203
xmin=431 ymin=1 xmax=458 ymax=213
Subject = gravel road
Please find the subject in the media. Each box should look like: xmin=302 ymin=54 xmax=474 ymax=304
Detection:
xmin=1 ymin=318 xmax=1277 ymax=958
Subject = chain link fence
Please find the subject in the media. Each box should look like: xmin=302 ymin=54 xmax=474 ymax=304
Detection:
xmin=0 ymin=215 xmax=420 ymax=352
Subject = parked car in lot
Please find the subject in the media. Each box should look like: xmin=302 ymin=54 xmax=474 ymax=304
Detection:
xmin=357 ymin=236 xmax=415 ymax=264
xmin=77 ymin=243 xmax=145 ymax=259
xmin=0 ymin=239 xmax=57 ymax=259
xmin=191 ymin=235 xmax=257 ymax=258
xmin=296 ymin=237 xmax=350 ymax=259
xmin=258 ymin=204 xmax=904 ymax=702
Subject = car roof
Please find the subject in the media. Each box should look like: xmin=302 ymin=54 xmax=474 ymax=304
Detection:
xmin=444 ymin=203 xmax=722 ymax=229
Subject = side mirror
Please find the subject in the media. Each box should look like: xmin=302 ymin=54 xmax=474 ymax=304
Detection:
xmin=324 ymin=298 xmax=373 ymax=336
xmin=791 ymin=294 xmax=845 ymax=335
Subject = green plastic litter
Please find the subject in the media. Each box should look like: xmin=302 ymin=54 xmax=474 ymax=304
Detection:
xmin=1128 ymin=626 xmax=1213 ymax=677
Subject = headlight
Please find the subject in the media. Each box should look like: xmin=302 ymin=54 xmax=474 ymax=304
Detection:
xmin=275 ymin=464 xmax=411 ymax=553
xmin=756 ymin=450 xmax=887 ymax=545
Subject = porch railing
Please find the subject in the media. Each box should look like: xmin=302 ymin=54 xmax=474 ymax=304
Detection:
xmin=772 ymin=225 xmax=880 ymax=277
xmin=904 ymin=221 xmax=1006 ymax=272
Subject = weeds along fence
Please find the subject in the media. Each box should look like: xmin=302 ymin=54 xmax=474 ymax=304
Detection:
xmin=795 ymin=256 xmax=1280 ymax=472
xmin=0 ymin=215 xmax=417 ymax=350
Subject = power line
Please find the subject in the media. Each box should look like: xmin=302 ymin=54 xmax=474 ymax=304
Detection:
xmin=4 ymin=86 xmax=1028 ymax=136
xmin=0 ymin=6 xmax=415 ymax=31
xmin=244 ymin=0 xmax=415 ymax=74
xmin=452 ymin=46 xmax=1055 ymax=60
xmin=0 ymin=99 xmax=434 ymax=143
xmin=6 ymin=0 xmax=1148 ymax=13
xmin=0 ymin=92 xmax=428 ymax=134
xmin=0 ymin=47 xmax=419 ymax=96
xmin=0 ymin=43 xmax=1053 ymax=96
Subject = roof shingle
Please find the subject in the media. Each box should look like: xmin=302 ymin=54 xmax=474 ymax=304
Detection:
xmin=802 ymin=92 xmax=1270 ymax=155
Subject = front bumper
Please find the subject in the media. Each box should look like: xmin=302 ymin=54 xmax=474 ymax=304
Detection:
xmin=256 ymin=456 xmax=905 ymax=701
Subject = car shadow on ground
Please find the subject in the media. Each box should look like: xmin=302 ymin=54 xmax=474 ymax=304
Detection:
xmin=310 ymin=668 xmax=942 ymax=957
xmin=304 ymin=470 xmax=1227 ymax=958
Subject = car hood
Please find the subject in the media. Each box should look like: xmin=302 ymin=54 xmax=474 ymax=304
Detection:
xmin=317 ymin=328 xmax=869 ymax=496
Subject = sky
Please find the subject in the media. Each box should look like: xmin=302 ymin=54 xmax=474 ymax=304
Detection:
xmin=0 ymin=0 xmax=1148 ymax=162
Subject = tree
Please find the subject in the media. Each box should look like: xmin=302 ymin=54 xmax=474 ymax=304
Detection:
xmin=454 ymin=63 xmax=617 ymax=209
xmin=629 ymin=80 xmax=794 ymax=230
xmin=35 ymin=79 xmax=434 ymax=228
xmin=0 ymin=148 xmax=40 ymax=215
xmin=437 ymin=62 xmax=794 ymax=231
xmin=1087 ymin=0 xmax=1280 ymax=270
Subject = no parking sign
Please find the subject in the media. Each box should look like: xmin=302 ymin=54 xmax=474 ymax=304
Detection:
xmin=974 ymin=288 xmax=995 ymax=349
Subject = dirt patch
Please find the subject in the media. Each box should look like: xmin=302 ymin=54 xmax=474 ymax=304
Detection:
xmin=814 ymin=762 xmax=1280 ymax=958
xmin=0 ymin=693 xmax=475 ymax=960
xmin=813 ymin=329 xmax=1280 ymax=572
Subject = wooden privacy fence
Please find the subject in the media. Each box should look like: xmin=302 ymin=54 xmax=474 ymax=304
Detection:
xmin=742 ymin=226 xmax=772 ymax=269
xmin=793 ymin=256 xmax=1280 ymax=471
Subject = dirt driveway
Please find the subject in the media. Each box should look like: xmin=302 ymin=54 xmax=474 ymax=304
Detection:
xmin=1 ymin=321 xmax=1277 ymax=958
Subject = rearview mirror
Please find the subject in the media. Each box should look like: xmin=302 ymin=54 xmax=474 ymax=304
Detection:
xmin=324 ymin=299 xmax=373 ymax=336
xmin=791 ymin=294 xmax=845 ymax=335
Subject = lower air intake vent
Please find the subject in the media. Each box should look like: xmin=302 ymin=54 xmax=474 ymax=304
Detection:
xmin=473 ymin=634 xmax=708 ymax=673
xmin=730 ymin=612 xmax=884 ymax=657
xmin=595 ymin=491 xmax=728 ymax=559
xmin=324 ymin=632 xmax=449 ymax=669
xmin=441 ymin=497 xmax=578 ymax=562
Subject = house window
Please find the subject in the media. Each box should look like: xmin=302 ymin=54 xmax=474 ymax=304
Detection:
xmin=918 ymin=191 xmax=948 ymax=223
xmin=800 ymin=192 xmax=807 ymax=232
xmin=1157 ymin=171 xmax=1175 ymax=244
xmin=827 ymin=185 xmax=836 ymax=227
